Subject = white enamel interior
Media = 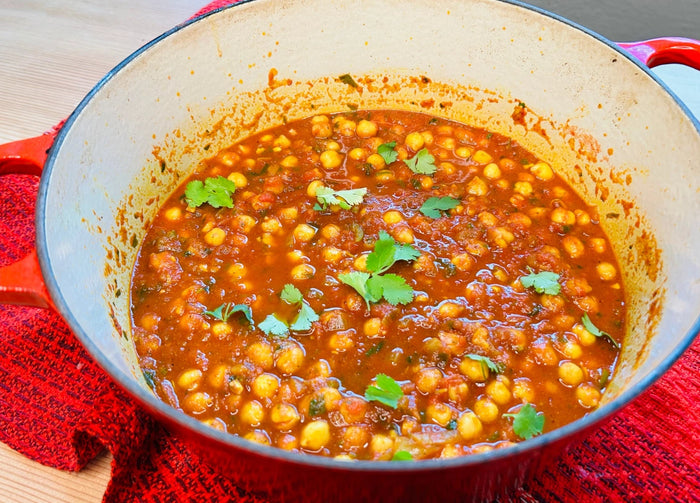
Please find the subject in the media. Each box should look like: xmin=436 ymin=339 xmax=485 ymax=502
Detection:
xmin=37 ymin=0 xmax=700 ymax=464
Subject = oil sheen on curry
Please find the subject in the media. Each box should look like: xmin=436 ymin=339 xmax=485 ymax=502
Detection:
xmin=130 ymin=110 xmax=624 ymax=461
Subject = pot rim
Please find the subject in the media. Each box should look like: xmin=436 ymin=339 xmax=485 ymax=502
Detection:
xmin=35 ymin=0 xmax=700 ymax=472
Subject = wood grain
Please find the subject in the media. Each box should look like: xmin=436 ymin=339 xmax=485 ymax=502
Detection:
xmin=0 ymin=1 xmax=696 ymax=502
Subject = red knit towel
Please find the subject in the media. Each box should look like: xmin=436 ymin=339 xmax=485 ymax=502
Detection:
xmin=0 ymin=2 xmax=698 ymax=501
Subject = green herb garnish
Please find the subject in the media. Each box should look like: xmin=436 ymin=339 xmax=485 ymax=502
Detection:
xmin=259 ymin=284 xmax=320 ymax=336
xmin=339 ymin=231 xmax=419 ymax=307
xmin=581 ymin=313 xmax=621 ymax=349
xmin=419 ymin=196 xmax=460 ymax=218
xmin=520 ymin=270 xmax=561 ymax=295
xmin=377 ymin=141 xmax=398 ymax=165
xmin=365 ymin=374 xmax=404 ymax=409
xmin=203 ymin=303 xmax=253 ymax=324
xmin=338 ymin=73 xmax=358 ymax=88
xmin=258 ymin=313 xmax=289 ymax=337
xmin=404 ymin=148 xmax=437 ymax=175
xmin=503 ymin=403 xmax=545 ymax=440
xmin=184 ymin=175 xmax=237 ymax=208
xmin=314 ymin=186 xmax=367 ymax=211
xmin=392 ymin=450 xmax=413 ymax=461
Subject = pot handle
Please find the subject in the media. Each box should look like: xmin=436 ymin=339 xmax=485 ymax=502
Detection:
xmin=618 ymin=37 xmax=700 ymax=71
xmin=0 ymin=133 xmax=56 ymax=309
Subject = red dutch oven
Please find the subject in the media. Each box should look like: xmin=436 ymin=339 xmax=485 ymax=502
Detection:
xmin=1 ymin=1 xmax=700 ymax=501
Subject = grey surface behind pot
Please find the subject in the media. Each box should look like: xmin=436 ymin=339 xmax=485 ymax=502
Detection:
xmin=527 ymin=0 xmax=699 ymax=40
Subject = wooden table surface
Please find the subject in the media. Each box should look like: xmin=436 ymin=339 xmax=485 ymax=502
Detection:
xmin=0 ymin=2 xmax=697 ymax=502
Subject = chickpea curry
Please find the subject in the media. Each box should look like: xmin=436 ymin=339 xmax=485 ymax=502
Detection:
xmin=131 ymin=110 xmax=624 ymax=461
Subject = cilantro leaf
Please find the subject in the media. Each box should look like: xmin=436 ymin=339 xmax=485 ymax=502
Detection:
xmin=420 ymin=196 xmax=460 ymax=218
xmin=520 ymin=271 xmax=561 ymax=295
xmin=404 ymin=148 xmax=437 ymax=175
xmin=378 ymin=141 xmax=398 ymax=165
xmin=365 ymin=374 xmax=404 ymax=409
xmin=340 ymin=232 xmax=418 ymax=307
xmin=503 ymin=403 xmax=545 ymax=440
xmin=258 ymin=314 xmax=289 ymax=336
xmin=315 ymin=186 xmax=367 ymax=210
xmin=203 ymin=303 xmax=253 ymax=325
xmin=392 ymin=451 xmax=413 ymax=461
xmin=465 ymin=354 xmax=503 ymax=376
xmin=338 ymin=73 xmax=358 ymax=88
xmin=185 ymin=176 xmax=237 ymax=208
xmin=366 ymin=231 xmax=420 ymax=274
xmin=338 ymin=271 xmax=377 ymax=305
xmin=290 ymin=302 xmax=320 ymax=331
xmin=367 ymin=273 xmax=414 ymax=305
xmin=581 ymin=313 xmax=621 ymax=349
xmin=280 ymin=283 xmax=304 ymax=305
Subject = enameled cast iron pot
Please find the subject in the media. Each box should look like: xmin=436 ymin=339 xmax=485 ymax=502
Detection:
xmin=1 ymin=1 xmax=700 ymax=501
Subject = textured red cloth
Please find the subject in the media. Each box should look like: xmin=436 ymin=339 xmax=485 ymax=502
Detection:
xmin=1 ymin=2 xmax=699 ymax=502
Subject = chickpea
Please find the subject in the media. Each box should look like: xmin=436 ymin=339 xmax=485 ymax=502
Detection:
xmin=405 ymin=132 xmax=425 ymax=151
xmin=383 ymin=210 xmax=404 ymax=224
xmin=530 ymin=161 xmax=554 ymax=181
xmin=270 ymin=403 xmax=301 ymax=430
xmin=342 ymin=426 xmax=370 ymax=451
xmin=182 ymin=391 xmax=212 ymax=415
xmin=300 ymin=420 xmax=331 ymax=451
xmin=204 ymin=227 xmax=226 ymax=246
xmin=353 ymin=254 xmax=369 ymax=272
xmin=451 ymin=253 xmax=475 ymax=272
xmin=596 ymin=262 xmax=617 ymax=281
xmin=575 ymin=209 xmax=591 ymax=226
xmin=227 ymin=262 xmax=247 ymax=279
xmin=488 ymin=227 xmax=515 ymax=248
xmin=202 ymin=417 xmax=227 ymax=432
xmin=457 ymin=411 xmax=483 ymax=441
xmin=550 ymin=208 xmax=576 ymax=226
xmin=467 ymin=176 xmax=488 ymax=196
xmin=293 ymin=223 xmax=317 ymax=243
xmin=320 ymin=149 xmax=344 ymax=169
xmin=261 ymin=216 xmax=282 ymax=233
xmin=455 ymin=146 xmax=472 ymax=158
xmin=177 ymin=369 xmax=203 ymax=391
xmin=240 ymin=400 xmax=265 ymax=426
xmin=486 ymin=379 xmax=512 ymax=405
xmin=232 ymin=214 xmax=256 ymax=234
xmin=340 ymin=396 xmax=368 ymax=423
xmin=562 ymin=235 xmax=585 ymax=259
xmin=437 ymin=301 xmax=464 ymax=318
xmin=369 ymin=434 xmax=394 ymax=460
xmin=348 ymin=147 xmax=368 ymax=161
xmin=363 ymin=317 xmax=382 ymax=337
xmin=366 ymin=153 xmax=386 ymax=170
xmin=164 ymin=207 xmax=182 ymax=222
xmin=311 ymin=115 xmax=332 ymax=138
xmin=277 ymin=434 xmax=299 ymax=451
xmin=572 ymin=323 xmax=597 ymax=346
xmin=322 ymin=246 xmax=346 ymax=264
xmin=589 ymin=237 xmax=607 ymax=253
xmin=473 ymin=397 xmax=499 ymax=423
xmin=276 ymin=344 xmax=305 ymax=375
xmin=244 ymin=430 xmax=271 ymax=445
xmin=356 ymin=119 xmax=378 ymax=138
xmin=247 ymin=341 xmax=274 ymax=370
xmin=483 ymin=163 xmax=501 ymax=179
xmin=252 ymin=373 xmax=280 ymax=399
xmin=211 ymin=322 xmax=233 ymax=339
xmin=227 ymin=171 xmax=248 ymax=188
xmin=513 ymin=181 xmax=533 ymax=197
xmin=560 ymin=340 xmax=583 ymax=359
xmin=307 ymin=180 xmax=325 ymax=197
xmin=559 ymin=362 xmax=584 ymax=387
xmin=459 ymin=357 xmax=489 ymax=382
xmin=512 ymin=378 xmax=535 ymax=403
xmin=576 ymin=383 xmax=602 ymax=408
xmin=415 ymin=367 xmax=443 ymax=394
xmin=329 ymin=331 xmax=355 ymax=352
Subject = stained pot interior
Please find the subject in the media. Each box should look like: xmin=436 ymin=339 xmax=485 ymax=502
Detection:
xmin=38 ymin=0 xmax=700 ymax=452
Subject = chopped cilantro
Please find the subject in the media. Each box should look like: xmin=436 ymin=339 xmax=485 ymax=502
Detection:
xmin=581 ymin=313 xmax=621 ymax=349
xmin=365 ymin=341 xmax=385 ymax=356
xmin=142 ymin=369 xmax=156 ymax=390
xmin=309 ymin=396 xmax=326 ymax=417
xmin=258 ymin=314 xmax=289 ymax=337
xmin=365 ymin=374 xmax=404 ymax=409
xmin=503 ymin=403 xmax=545 ymax=440
xmin=338 ymin=73 xmax=358 ymax=88
xmin=314 ymin=186 xmax=367 ymax=211
xmin=280 ymin=283 xmax=304 ymax=304
xmin=392 ymin=450 xmax=413 ymax=461
xmin=520 ymin=270 xmax=561 ymax=295
xmin=339 ymin=231 xmax=419 ymax=307
xmin=419 ymin=196 xmax=460 ymax=218
xmin=185 ymin=175 xmax=237 ymax=208
xmin=377 ymin=141 xmax=398 ymax=165
xmin=290 ymin=302 xmax=319 ymax=331
xmin=404 ymin=148 xmax=437 ymax=175
xmin=203 ymin=303 xmax=253 ymax=325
